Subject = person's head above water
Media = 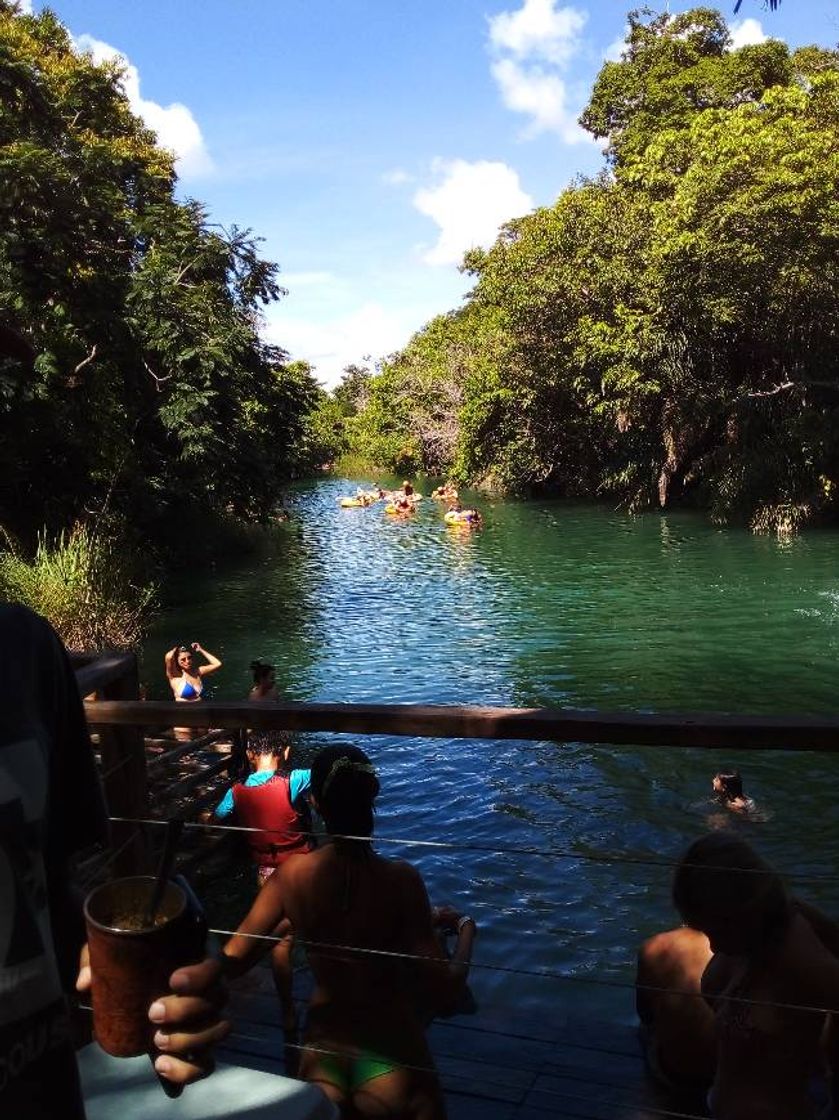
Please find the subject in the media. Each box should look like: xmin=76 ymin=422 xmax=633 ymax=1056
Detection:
xmin=713 ymin=768 xmax=744 ymax=802
xmin=312 ymin=745 xmax=380 ymax=842
xmin=402 ymin=480 xmax=414 ymax=495
xmin=250 ymin=659 xmax=275 ymax=687
xmin=672 ymin=832 xmax=790 ymax=955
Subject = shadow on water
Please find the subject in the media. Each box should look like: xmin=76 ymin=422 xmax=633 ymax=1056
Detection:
xmin=147 ymin=479 xmax=839 ymax=1023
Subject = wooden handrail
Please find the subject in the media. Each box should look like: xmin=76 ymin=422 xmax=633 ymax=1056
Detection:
xmin=84 ymin=699 xmax=839 ymax=752
xmin=74 ymin=651 xmax=138 ymax=698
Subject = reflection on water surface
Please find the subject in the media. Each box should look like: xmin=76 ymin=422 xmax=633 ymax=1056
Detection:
xmin=145 ymin=478 xmax=839 ymax=1021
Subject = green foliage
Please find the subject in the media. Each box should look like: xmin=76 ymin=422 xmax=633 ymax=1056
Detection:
xmin=0 ymin=521 xmax=157 ymax=648
xmin=0 ymin=3 xmax=318 ymax=541
xmin=344 ymin=8 xmax=839 ymax=530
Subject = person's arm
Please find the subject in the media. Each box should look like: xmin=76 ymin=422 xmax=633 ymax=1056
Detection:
xmin=400 ymin=865 xmax=476 ymax=1017
xmin=214 ymin=786 xmax=235 ymax=820
xmin=289 ymin=767 xmax=311 ymax=805
xmin=165 ymin=647 xmax=179 ymax=679
xmin=219 ymin=867 xmax=288 ymax=978
xmin=195 ymin=643 xmax=222 ymax=677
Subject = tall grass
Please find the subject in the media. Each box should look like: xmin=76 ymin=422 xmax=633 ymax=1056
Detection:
xmin=0 ymin=522 xmax=157 ymax=650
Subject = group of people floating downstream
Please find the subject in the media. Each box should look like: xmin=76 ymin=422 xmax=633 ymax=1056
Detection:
xmin=339 ymin=479 xmax=483 ymax=527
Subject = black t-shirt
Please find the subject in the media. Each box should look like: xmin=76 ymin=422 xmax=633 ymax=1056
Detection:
xmin=0 ymin=604 xmax=108 ymax=1118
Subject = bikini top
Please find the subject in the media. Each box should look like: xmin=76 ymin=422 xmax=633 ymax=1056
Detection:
xmin=177 ymin=676 xmax=203 ymax=700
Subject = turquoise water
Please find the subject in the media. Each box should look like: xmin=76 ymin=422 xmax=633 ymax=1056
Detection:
xmin=145 ymin=478 xmax=839 ymax=1023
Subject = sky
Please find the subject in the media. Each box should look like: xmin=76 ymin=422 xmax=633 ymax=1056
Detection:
xmin=20 ymin=0 xmax=839 ymax=388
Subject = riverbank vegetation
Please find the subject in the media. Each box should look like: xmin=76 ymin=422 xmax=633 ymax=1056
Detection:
xmin=0 ymin=3 xmax=331 ymax=555
xmin=0 ymin=522 xmax=155 ymax=648
xmin=324 ymin=9 xmax=839 ymax=531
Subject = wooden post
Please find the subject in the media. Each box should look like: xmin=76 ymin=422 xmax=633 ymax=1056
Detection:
xmin=96 ymin=653 xmax=151 ymax=876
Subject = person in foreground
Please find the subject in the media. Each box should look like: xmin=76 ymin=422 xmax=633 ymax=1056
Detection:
xmin=218 ymin=745 xmax=477 ymax=1119
xmin=673 ymin=832 xmax=839 ymax=1120
xmin=635 ymin=926 xmax=715 ymax=1091
xmin=0 ymin=604 xmax=228 ymax=1120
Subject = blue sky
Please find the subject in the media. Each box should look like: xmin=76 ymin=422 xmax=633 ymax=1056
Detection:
xmin=22 ymin=0 xmax=839 ymax=387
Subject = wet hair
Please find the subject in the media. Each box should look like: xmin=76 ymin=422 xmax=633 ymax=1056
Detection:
xmin=250 ymin=659 xmax=275 ymax=685
xmin=247 ymin=734 xmax=287 ymax=760
xmin=177 ymin=643 xmax=193 ymax=655
xmin=715 ymin=768 xmax=743 ymax=801
xmin=312 ymin=745 xmax=379 ymax=840
xmin=673 ymin=833 xmax=790 ymax=945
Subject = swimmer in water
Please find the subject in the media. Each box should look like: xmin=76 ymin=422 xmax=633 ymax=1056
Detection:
xmin=712 ymin=769 xmax=755 ymax=815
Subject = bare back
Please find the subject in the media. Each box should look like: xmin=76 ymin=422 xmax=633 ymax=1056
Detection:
xmin=279 ymin=844 xmax=436 ymax=1061
xmin=702 ymin=914 xmax=831 ymax=1119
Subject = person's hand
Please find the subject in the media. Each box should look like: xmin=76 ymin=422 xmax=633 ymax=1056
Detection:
xmin=77 ymin=948 xmax=230 ymax=1087
xmin=191 ymin=642 xmax=201 ymax=653
xmin=431 ymin=905 xmax=461 ymax=934
xmin=149 ymin=957 xmax=230 ymax=1085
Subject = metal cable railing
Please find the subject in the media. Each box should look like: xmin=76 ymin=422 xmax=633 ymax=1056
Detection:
xmin=108 ymin=812 xmax=839 ymax=885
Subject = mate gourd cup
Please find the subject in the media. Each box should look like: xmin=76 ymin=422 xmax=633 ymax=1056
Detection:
xmin=84 ymin=876 xmax=202 ymax=1058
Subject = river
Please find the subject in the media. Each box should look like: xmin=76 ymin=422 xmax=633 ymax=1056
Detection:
xmin=144 ymin=477 xmax=839 ymax=1024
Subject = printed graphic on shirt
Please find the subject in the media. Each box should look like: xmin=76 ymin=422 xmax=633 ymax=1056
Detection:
xmin=0 ymin=737 xmax=60 ymax=1030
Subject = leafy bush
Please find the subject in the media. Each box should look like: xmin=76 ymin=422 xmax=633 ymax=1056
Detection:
xmin=0 ymin=522 xmax=156 ymax=650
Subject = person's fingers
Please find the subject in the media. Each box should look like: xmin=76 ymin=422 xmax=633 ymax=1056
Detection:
xmin=168 ymin=956 xmax=224 ymax=997
xmin=154 ymin=1051 xmax=215 ymax=1086
xmin=76 ymin=943 xmax=91 ymax=993
xmin=153 ymin=1018 xmax=231 ymax=1055
xmin=149 ymin=993 xmax=224 ymax=1027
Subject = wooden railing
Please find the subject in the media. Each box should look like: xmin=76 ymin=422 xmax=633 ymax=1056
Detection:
xmin=74 ymin=650 xmax=839 ymax=879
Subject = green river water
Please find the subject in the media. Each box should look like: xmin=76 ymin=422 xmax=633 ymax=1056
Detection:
xmin=144 ymin=477 xmax=839 ymax=1024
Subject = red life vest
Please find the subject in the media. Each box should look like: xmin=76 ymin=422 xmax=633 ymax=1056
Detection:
xmin=232 ymin=774 xmax=311 ymax=868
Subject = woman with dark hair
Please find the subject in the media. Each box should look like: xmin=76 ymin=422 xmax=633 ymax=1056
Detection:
xmin=249 ymin=659 xmax=279 ymax=702
xmin=219 ymin=745 xmax=476 ymax=1118
xmin=673 ymin=833 xmax=839 ymax=1119
xmin=712 ymin=769 xmax=754 ymax=815
xmin=164 ymin=641 xmax=222 ymax=701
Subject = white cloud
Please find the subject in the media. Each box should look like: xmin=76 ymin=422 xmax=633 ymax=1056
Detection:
xmin=488 ymin=0 xmax=587 ymax=65
xmin=491 ymin=58 xmax=588 ymax=142
xmin=263 ymin=301 xmax=413 ymax=389
xmin=17 ymin=0 xmax=34 ymax=13
xmin=73 ymin=33 xmax=212 ymax=178
xmin=413 ymin=158 xmax=533 ymax=267
xmin=729 ymin=18 xmax=768 ymax=50
xmin=487 ymin=0 xmax=589 ymax=141
xmin=383 ymin=168 xmax=413 ymax=186
xmin=604 ymin=28 xmax=628 ymax=62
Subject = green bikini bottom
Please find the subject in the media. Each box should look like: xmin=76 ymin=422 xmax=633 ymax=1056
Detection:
xmin=316 ymin=1051 xmax=396 ymax=1092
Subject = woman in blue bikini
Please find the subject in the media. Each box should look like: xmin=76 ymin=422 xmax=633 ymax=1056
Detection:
xmin=219 ymin=745 xmax=477 ymax=1118
xmin=165 ymin=642 xmax=222 ymax=738
xmin=165 ymin=641 xmax=222 ymax=700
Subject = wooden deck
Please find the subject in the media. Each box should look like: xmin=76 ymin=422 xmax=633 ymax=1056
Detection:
xmin=217 ymin=961 xmax=709 ymax=1120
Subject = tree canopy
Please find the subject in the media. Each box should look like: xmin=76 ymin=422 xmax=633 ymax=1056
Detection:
xmin=0 ymin=1 xmax=326 ymax=546
xmin=339 ymin=7 xmax=839 ymax=532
